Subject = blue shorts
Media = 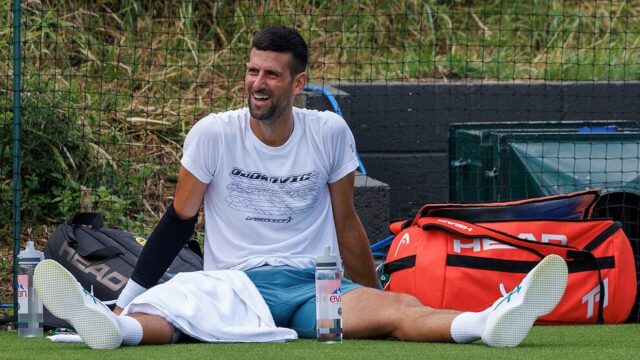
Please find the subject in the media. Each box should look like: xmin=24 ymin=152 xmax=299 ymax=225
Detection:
xmin=245 ymin=266 xmax=362 ymax=338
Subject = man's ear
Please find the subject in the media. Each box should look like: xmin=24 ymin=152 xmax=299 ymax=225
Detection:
xmin=292 ymin=71 xmax=308 ymax=95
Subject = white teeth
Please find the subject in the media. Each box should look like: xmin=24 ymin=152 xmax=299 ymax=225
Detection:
xmin=254 ymin=94 xmax=269 ymax=100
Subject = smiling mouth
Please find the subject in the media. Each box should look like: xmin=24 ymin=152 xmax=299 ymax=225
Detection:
xmin=252 ymin=93 xmax=271 ymax=102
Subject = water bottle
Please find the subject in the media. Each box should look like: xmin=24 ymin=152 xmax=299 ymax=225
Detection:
xmin=17 ymin=240 xmax=44 ymax=337
xmin=315 ymin=246 xmax=343 ymax=343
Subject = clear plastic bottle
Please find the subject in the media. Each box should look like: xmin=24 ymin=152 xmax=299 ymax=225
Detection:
xmin=315 ymin=246 xmax=343 ymax=343
xmin=17 ymin=240 xmax=44 ymax=337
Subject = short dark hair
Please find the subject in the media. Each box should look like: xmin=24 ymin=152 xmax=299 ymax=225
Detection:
xmin=251 ymin=26 xmax=308 ymax=75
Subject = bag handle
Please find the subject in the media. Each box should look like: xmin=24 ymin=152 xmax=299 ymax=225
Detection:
xmin=419 ymin=217 xmax=584 ymax=259
xmin=62 ymin=213 xmax=123 ymax=260
xmin=419 ymin=217 xmax=620 ymax=257
xmin=68 ymin=212 xmax=104 ymax=229
xmin=377 ymin=255 xmax=416 ymax=283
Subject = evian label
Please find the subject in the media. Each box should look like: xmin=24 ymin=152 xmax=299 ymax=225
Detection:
xmin=17 ymin=275 xmax=28 ymax=315
xmin=316 ymin=279 xmax=342 ymax=319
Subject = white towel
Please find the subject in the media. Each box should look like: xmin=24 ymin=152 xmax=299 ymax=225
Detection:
xmin=47 ymin=334 xmax=82 ymax=343
xmin=123 ymin=270 xmax=298 ymax=343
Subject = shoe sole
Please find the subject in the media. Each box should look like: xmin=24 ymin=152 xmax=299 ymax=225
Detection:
xmin=483 ymin=254 xmax=568 ymax=348
xmin=34 ymin=259 xmax=122 ymax=350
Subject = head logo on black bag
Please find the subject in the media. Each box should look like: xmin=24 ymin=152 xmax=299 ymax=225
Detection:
xmin=43 ymin=212 xmax=203 ymax=330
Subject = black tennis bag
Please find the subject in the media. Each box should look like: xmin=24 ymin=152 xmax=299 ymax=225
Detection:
xmin=43 ymin=212 xmax=203 ymax=329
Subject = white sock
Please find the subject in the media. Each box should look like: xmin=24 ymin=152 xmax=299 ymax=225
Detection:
xmin=450 ymin=308 xmax=491 ymax=343
xmin=117 ymin=315 xmax=144 ymax=346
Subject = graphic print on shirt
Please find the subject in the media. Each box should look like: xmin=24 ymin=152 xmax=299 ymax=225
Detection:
xmin=226 ymin=167 xmax=321 ymax=223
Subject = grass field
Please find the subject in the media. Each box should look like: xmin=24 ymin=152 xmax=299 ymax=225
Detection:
xmin=1 ymin=324 xmax=639 ymax=359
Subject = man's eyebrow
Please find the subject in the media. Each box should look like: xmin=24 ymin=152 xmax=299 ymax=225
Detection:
xmin=245 ymin=65 xmax=283 ymax=76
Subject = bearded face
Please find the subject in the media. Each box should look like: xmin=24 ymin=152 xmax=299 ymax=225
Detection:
xmin=245 ymin=49 xmax=299 ymax=123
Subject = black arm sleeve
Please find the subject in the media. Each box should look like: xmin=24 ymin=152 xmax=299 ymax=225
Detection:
xmin=130 ymin=204 xmax=198 ymax=288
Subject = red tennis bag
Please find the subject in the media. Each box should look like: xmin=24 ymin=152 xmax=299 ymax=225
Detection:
xmin=381 ymin=192 xmax=637 ymax=324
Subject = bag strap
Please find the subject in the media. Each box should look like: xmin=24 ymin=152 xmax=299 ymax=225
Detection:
xmin=62 ymin=214 xmax=123 ymax=260
xmin=421 ymin=217 xmax=620 ymax=255
xmin=378 ymin=255 xmax=416 ymax=282
xmin=583 ymin=221 xmax=622 ymax=252
xmin=419 ymin=217 xmax=583 ymax=259
xmin=579 ymin=221 xmax=621 ymax=324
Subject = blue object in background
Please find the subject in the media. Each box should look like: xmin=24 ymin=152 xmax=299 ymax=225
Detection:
xmin=304 ymin=86 xmax=367 ymax=176
xmin=577 ymin=125 xmax=619 ymax=133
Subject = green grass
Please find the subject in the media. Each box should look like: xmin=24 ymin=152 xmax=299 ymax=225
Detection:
xmin=1 ymin=324 xmax=639 ymax=359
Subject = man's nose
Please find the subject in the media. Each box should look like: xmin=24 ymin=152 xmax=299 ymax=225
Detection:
xmin=253 ymin=72 xmax=267 ymax=89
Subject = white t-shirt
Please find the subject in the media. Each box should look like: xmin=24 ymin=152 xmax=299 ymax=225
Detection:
xmin=181 ymin=107 xmax=359 ymax=271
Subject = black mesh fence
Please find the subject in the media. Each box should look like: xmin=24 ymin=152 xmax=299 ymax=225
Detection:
xmin=2 ymin=1 xmax=639 ymax=317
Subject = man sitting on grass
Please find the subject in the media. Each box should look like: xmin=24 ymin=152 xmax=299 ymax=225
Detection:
xmin=34 ymin=25 xmax=568 ymax=349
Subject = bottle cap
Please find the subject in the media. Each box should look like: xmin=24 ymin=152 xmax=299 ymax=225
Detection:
xmin=18 ymin=241 xmax=44 ymax=265
xmin=316 ymin=246 xmax=339 ymax=269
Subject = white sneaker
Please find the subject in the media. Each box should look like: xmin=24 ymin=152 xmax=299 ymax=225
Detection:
xmin=34 ymin=259 xmax=122 ymax=349
xmin=481 ymin=254 xmax=568 ymax=348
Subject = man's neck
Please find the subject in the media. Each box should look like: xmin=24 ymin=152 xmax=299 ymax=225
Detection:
xmin=249 ymin=111 xmax=295 ymax=147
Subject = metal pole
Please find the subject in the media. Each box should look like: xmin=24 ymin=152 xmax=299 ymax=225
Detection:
xmin=12 ymin=0 xmax=23 ymax=316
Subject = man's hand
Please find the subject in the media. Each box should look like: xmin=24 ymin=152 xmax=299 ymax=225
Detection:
xmin=113 ymin=306 xmax=123 ymax=315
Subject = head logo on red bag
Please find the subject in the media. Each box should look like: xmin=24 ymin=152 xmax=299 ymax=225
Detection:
xmin=393 ymin=233 xmax=411 ymax=257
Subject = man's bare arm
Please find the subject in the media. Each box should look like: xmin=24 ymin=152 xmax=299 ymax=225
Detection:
xmin=329 ymin=172 xmax=379 ymax=288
